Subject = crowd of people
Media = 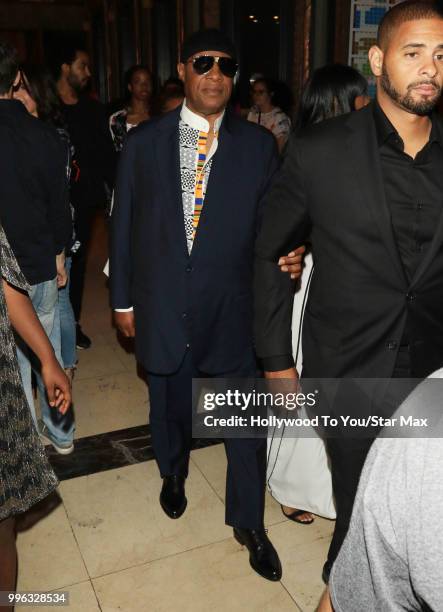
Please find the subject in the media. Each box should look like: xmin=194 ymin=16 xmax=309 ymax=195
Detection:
xmin=1 ymin=0 xmax=443 ymax=610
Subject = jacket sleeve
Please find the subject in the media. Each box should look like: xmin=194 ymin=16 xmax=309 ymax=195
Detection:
xmin=46 ymin=130 xmax=72 ymax=255
xmin=109 ymin=133 xmax=137 ymax=310
xmin=253 ymin=133 xmax=311 ymax=371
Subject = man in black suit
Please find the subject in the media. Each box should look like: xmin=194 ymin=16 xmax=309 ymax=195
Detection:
xmin=110 ymin=29 xmax=281 ymax=581
xmin=254 ymin=0 xmax=443 ymax=584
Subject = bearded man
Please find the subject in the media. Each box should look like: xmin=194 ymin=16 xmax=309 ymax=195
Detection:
xmin=54 ymin=43 xmax=115 ymax=350
xmin=254 ymin=0 xmax=443 ymax=585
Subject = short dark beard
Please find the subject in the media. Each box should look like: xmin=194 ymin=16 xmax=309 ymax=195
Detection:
xmin=381 ymin=64 xmax=441 ymax=116
xmin=67 ymin=71 xmax=85 ymax=94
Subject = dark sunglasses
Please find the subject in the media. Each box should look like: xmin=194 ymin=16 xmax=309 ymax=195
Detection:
xmin=188 ymin=55 xmax=238 ymax=78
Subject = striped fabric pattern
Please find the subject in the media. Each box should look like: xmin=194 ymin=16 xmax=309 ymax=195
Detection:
xmin=192 ymin=132 xmax=208 ymax=240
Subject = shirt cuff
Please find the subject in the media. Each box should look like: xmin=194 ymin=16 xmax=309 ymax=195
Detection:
xmin=114 ymin=307 xmax=134 ymax=312
xmin=262 ymin=355 xmax=295 ymax=372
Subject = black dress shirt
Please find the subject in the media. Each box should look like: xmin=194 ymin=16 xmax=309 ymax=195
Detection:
xmin=0 ymin=100 xmax=71 ymax=285
xmin=373 ymin=101 xmax=443 ymax=345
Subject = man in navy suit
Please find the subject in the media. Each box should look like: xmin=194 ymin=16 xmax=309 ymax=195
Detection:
xmin=110 ymin=29 xmax=281 ymax=581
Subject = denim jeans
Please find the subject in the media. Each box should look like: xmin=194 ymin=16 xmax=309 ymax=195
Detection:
xmin=16 ymin=277 xmax=75 ymax=445
xmin=59 ymin=257 xmax=77 ymax=369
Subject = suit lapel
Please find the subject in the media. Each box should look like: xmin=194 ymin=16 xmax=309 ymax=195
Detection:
xmin=345 ymin=106 xmax=407 ymax=286
xmin=155 ymin=108 xmax=189 ymax=259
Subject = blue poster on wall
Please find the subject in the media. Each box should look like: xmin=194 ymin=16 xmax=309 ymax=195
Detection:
xmin=348 ymin=0 xmax=402 ymax=96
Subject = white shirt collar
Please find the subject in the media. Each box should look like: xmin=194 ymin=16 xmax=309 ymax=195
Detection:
xmin=180 ymin=100 xmax=225 ymax=133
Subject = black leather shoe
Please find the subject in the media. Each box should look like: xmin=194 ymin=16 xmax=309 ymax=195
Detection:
xmin=234 ymin=527 xmax=282 ymax=581
xmin=322 ymin=560 xmax=332 ymax=584
xmin=76 ymin=325 xmax=91 ymax=350
xmin=159 ymin=475 xmax=187 ymax=519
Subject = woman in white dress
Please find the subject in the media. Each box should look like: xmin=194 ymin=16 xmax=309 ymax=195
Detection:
xmin=267 ymin=64 xmax=370 ymax=524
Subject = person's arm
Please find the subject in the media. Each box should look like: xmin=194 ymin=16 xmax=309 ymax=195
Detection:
xmin=98 ymin=103 xmax=117 ymax=188
xmin=110 ymin=132 xmax=137 ymax=338
xmin=253 ymin=133 xmax=311 ymax=375
xmin=46 ymin=131 xmax=72 ymax=257
xmin=3 ymin=281 xmax=71 ymax=413
xmin=56 ymin=251 xmax=67 ymax=288
xmin=276 ymin=134 xmax=287 ymax=154
xmin=316 ymin=588 xmax=333 ymax=612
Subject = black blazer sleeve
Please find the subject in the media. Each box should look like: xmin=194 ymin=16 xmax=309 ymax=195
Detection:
xmin=253 ymin=133 xmax=311 ymax=371
xmin=109 ymin=132 xmax=136 ymax=309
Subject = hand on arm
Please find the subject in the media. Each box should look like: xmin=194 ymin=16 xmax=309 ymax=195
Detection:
xmin=278 ymin=245 xmax=305 ymax=279
xmin=3 ymin=280 xmax=71 ymax=413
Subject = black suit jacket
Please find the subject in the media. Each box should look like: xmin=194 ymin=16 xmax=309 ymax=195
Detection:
xmin=254 ymin=104 xmax=443 ymax=378
xmin=110 ymin=105 xmax=278 ymax=375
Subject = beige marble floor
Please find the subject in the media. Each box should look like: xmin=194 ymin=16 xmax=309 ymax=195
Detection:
xmin=18 ymin=216 xmax=334 ymax=611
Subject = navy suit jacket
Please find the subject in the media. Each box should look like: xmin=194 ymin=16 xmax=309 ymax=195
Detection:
xmin=110 ymin=105 xmax=278 ymax=375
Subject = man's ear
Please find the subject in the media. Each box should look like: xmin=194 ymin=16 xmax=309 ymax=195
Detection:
xmin=12 ymin=71 xmax=20 ymax=88
xmin=177 ymin=62 xmax=185 ymax=82
xmin=368 ymin=45 xmax=384 ymax=77
xmin=61 ymin=62 xmax=70 ymax=78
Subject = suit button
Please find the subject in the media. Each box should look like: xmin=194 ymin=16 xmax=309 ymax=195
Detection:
xmin=406 ymin=292 xmax=416 ymax=302
xmin=186 ymin=343 xmax=190 ymax=348
xmin=386 ymin=341 xmax=397 ymax=350
xmin=186 ymin=266 xmax=193 ymax=273
xmin=182 ymin=312 xmax=187 ymax=318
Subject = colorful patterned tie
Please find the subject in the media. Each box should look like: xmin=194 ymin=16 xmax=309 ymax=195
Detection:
xmin=192 ymin=130 xmax=208 ymax=241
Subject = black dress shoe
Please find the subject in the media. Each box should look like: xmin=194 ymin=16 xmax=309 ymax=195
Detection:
xmin=233 ymin=527 xmax=282 ymax=581
xmin=159 ymin=475 xmax=187 ymax=519
xmin=322 ymin=560 xmax=332 ymax=584
xmin=76 ymin=324 xmax=91 ymax=350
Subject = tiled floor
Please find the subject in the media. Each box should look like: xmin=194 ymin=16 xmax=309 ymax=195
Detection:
xmin=16 ymin=216 xmax=334 ymax=611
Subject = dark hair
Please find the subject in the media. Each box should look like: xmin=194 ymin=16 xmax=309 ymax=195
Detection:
xmin=21 ymin=64 xmax=64 ymax=127
xmin=378 ymin=0 xmax=443 ymax=50
xmin=296 ymin=64 xmax=368 ymax=130
xmin=251 ymin=77 xmax=293 ymax=114
xmin=0 ymin=41 xmax=18 ymax=95
xmin=124 ymin=64 xmax=151 ymax=95
xmin=162 ymin=77 xmax=185 ymax=95
xmin=50 ymin=41 xmax=87 ymax=80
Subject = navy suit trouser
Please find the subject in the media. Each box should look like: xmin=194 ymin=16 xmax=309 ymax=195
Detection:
xmin=146 ymin=349 xmax=266 ymax=529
